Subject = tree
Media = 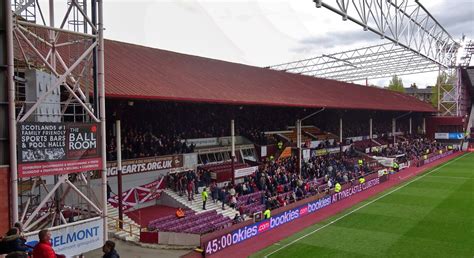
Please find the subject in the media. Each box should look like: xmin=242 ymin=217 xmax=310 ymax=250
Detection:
xmin=387 ymin=75 xmax=405 ymax=93
xmin=431 ymin=72 xmax=455 ymax=108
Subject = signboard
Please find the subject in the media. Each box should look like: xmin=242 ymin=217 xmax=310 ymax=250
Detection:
xmin=183 ymin=137 xmax=219 ymax=148
xmin=107 ymin=155 xmax=183 ymax=177
xmin=261 ymin=146 xmax=267 ymax=157
xmin=234 ymin=166 xmax=258 ymax=178
xmin=435 ymin=132 xmax=464 ymax=140
xmin=25 ymin=218 xmax=103 ymax=258
xmin=17 ymin=122 xmax=101 ymax=177
xmin=108 ymin=177 xmax=166 ymax=211
xmin=435 ymin=133 xmax=449 ymax=139
xmin=302 ymin=149 xmax=310 ymax=161
xmin=204 ymin=177 xmax=383 ymax=255
xmin=422 ymin=150 xmax=454 ymax=166
xmin=372 ymin=156 xmax=396 ymax=167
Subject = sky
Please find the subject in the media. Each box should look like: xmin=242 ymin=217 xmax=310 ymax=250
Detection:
xmin=41 ymin=0 xmax=474 ymax=88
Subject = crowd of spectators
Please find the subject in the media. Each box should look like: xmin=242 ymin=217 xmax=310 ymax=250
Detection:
xmin=168 ymin=146 xmax=375 ymax=216
xmin=371 ymin=136 xmax=446 ymax=162
xmin=106 ymin=102 xmax=309 ymax=160
xmin=105 ymin=100 xmax=425 ymax=161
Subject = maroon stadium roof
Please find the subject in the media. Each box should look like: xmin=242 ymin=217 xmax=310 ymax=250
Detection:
xmin=104 ymin=39 xmax=435 ymax=113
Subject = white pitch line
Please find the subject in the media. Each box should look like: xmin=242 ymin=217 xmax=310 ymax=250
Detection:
xmin=263 ymin=153 xmax=470 ymax=258
xmin=425 ymin=175 xmax=473 ymax=180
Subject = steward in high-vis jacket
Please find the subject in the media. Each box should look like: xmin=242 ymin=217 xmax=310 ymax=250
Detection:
xmin=263 ymin=208 xmax=271 ymax=219
xmin=202 ymin=188 xmax=208 ymax=210
xmin=393 ymin=162 xmax=400 ymax=172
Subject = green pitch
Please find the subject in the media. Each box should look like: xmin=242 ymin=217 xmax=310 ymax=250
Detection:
xmin=252 ymin=153 xmax=474 ymax=258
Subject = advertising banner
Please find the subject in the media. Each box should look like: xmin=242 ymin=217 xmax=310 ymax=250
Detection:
xmin=235 ymin=166 xmax=258 ymax=178
xmin=422 ymin=150 xmax=454 ymax=166
xmin=107 ymin=155 xmax=183 ymax=177
xmin=372 ymin=156 xmax=395 ymax=167
xmin=312 ymin=149 xmax=328 ymax=157
xmin=108 ymin=177 xmax=166 ymax=211
xmin=302 ymin=149 xmax=310 ymax=161
xmin=17 ymin=122 xmax=101 ymax=177
xmin=204 ymin=177 xmax=382 ymax=255
xmin=25 ymin=218 xmax=103 ymax=258
xmin=183 ymin=137 xmax=219 ymax=148
xmin=435 ymin=133 xmax=449 ymax=139
xmin=448 ymin=133 xmax=464 ymax=140
xmin=435 ymin=132 xmax=464 ymax=140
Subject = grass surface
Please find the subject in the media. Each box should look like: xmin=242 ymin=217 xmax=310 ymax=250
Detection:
xmin=252 ymin=153 xmax=474 ymax=258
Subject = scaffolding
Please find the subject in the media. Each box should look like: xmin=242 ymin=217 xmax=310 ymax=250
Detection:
xmin=7 ymin=0 xmax=108 ymax=247
xmin=270 ymin=0 xmax=471 ymax=116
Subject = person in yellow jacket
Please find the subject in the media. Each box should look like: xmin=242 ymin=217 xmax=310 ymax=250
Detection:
xmin=358 ymin=159 xmax=363 ymax=166
xmin=263 ymin=208 xmax=271 ymax=219
xmin=202 ymin=188 xmax=208 ymax=210
xmin=277 ymin=141 xmax=283 ymax=150
xmin=393 ymin=162 xmax=400 ymax=172
xmin=334 ymin=182 xmax=342 ymax=193
xmin=359 ymin=177 xmax=365 ymax=184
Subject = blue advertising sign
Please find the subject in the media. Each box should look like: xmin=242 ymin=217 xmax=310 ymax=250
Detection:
xmin=448 ymin=133 xmax=464 ymax=140
xmin=205 ymin=177 xmax=381 ymax=255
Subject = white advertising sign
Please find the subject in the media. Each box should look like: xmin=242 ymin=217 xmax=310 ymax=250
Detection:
xmin=372 ymin=156 xmax=395 ymax=167
xmin=261 ymin=146 xmax=267 ymax=157
xmin=184 ymin=137 xmax=219 ymax=147
xmin=302 ymin=149 xmax=311 ymax=161
xmin=25 ymin=217 xmax=104 ymax=258
xmin=234 ymin=166 xmax=258 ymax=178
xmin=435 ymin=133 xmax=449 ymax=139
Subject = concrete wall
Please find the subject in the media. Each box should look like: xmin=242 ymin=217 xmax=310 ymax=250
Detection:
xmin=158 ymin=231 xmax=200 ymax=246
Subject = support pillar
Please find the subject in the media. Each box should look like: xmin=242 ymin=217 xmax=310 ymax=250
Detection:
xmin=231 ymin=120 xmax=235 ymax=185
xmin=423 ymin=118 xmax=426 ymax=134
xmin=116 ymin=120 xmax=123 ymax=229
xmin=392 ymin=118 xmax=396 ymax=145
xmin=339 ymin=118 xmax=343 ymax=143
xmin=409 ymin=117 xmax=412 ymax=135
xmin=369 ymin=118 xmax=373 ymax=139
xmin=296 ymin=119 xmax=302 ymax=175
xmin=98 ymin=0 xmax=108 ymax=241
xmin=6 ymin=0 xmax=19 ymax=225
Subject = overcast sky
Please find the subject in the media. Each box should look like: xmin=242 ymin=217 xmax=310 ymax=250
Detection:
xmin=47 ymin=0 xmax=474 ymax=87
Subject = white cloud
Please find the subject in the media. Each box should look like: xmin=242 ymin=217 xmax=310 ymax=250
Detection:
xmin=38 ymin=0 xmax=473 ymax=88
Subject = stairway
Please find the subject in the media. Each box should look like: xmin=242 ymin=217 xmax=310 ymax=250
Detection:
xmin=106 ymin=203 xmax=141 ymax=242
xmin=163 ymin=189 xmax=237 ymax=219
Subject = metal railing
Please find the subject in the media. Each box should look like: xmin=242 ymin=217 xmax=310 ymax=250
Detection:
xmin=106 ymin=215 xmax=143 ymax=238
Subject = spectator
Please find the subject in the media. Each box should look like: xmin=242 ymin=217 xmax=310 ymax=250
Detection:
xmin=102 ymin=240 xmax=120 ymax=258
xmin=6 ymin=252 xmax=28 ymax=258
xmin=0 ymin=228 xmax=29 ymax=255
xmin=233 ymin=214 xmax=243 ymax=224
xmin=32 ymin=229 xmax=60 ymax=258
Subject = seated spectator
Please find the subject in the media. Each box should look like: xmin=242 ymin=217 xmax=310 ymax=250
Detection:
xmin=233 ymin=214 xmax=243 ymax=224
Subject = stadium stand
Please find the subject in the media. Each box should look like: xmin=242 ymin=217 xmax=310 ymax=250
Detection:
xmin=99 ymin=40 xmax=451 ymax=238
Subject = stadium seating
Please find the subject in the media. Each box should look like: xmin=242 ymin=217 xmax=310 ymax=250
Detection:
xmin=148 ymin=210 xmax=233 ymax=234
